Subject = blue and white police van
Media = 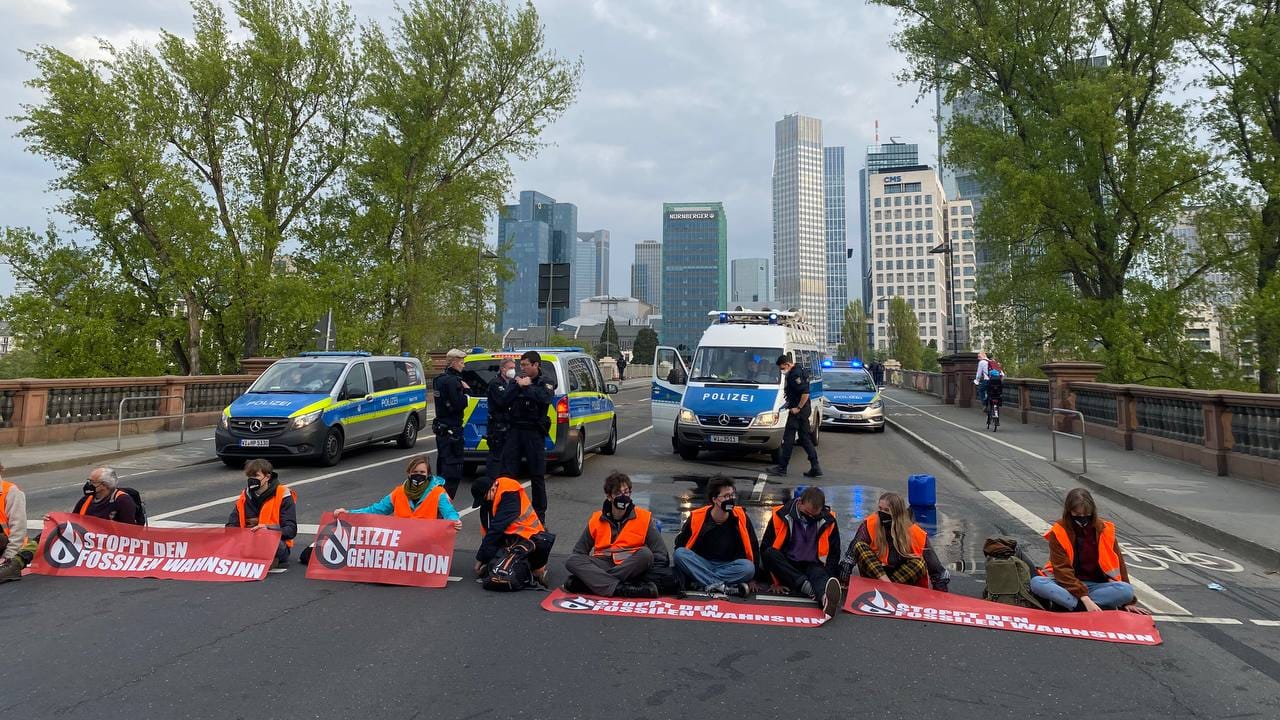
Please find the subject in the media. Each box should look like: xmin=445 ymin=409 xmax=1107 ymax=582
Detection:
xmin=818 ymin=359 xmax=885 ymax=432
xmin=651 ymin=310 xmax=824 ymax=462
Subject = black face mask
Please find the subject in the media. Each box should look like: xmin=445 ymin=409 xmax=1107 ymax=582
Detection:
xmin=408 ymin=473 xmax=429 ymax=488
xmin=1072 ymin=515 xmax=1094 ymax=528
xmin=719 ymin=499 xmax=736 ymax=513
xmin=878 ymin=510 xmax=893 ymax=526
xmin=247 ymin=476 xmax=263 ymax=492
xmin=613 ymin=494 xmax=633 ymax=511
xmin=83 ymin=481 xmax=95 ymax=496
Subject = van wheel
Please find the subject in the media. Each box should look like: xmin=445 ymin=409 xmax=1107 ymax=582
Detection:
xmin=561 ymin=436 xmax=585 ymax=476
xmin=600 ymin=420 xmax=618 ymax=455
xmin=396 ymin=415 xmax=419 ymax=449
xmin=811 ymin=421 xmax=820 ymax=447
xmin=678 ymin=442 xmax=700 ymax=461
xmin=320 ymin=427 xmax=344 ymax=466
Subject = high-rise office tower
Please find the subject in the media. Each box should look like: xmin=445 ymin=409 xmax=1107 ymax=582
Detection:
xmin=772 ymin=113 xmax=827 ymax=347
xmin=496 ymin=190 xmax=577 ymax=331
xmin=662 ymin=203 xmax=727 ymax=354
xmin=731 ymin=258 xmax=770 ymax=305
xmin=630 ymin=240 xmax=662 ymax=310
xmin=824 ymin=146 xmax=848 ymax=353
xmin=570 ymin=236 xmax=598 ymax=317
xmin=576 ymin=230 xmax=610 ymax=295
xmin=859 ymin=141 xmax=920 ymax=319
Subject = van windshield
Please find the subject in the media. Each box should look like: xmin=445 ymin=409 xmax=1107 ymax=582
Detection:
xmin=462 ymin=359 xmax=559 ymax=398
xmin=250 ymin=361 xmax=345 ymax=394
xmin=689 ymin=347 xmax=783 ymax=384
xmin=824 ymin=371 xmax=877 ymax=392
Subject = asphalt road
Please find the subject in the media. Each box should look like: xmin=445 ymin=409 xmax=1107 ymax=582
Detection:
xmin=3 ymin=383 xmax=1278 ymax=719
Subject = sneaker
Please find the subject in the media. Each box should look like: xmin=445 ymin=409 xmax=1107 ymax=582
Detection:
xmin=704 ymin=582 xmax=728 ymax=595
xmin=766 ymin=465 xmax=788 ymax=476
xmin=803 ymin=466 xmax=824 ymax=478
xmin=726 ymin=582 xmax=752 ymax=598
xmin=821 ymin=577 xmax=842 ymax=617
xmin=615 ymin=582 xmax=659 ymax=599
xmin=562 ymin=575 xmax=590 ymax=594
xmin=268 ymin=561 xmax=288 ymax=574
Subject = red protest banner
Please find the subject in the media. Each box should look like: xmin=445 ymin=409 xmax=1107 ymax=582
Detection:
xmin=30 ymin=513 xmax=279 ymax=582
xmin=304 ymin=512 xmax=456 ymax=588
xmin=843 ymin=577 xmax=1162 ymax=646
xmin=542 ymin=589 xmax=830 ymax=628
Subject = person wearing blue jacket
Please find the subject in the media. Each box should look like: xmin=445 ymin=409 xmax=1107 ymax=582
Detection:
xmin=335 ymin=455 xmax=462 ymax=528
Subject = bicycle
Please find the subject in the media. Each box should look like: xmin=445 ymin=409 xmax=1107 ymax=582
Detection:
xmin=986 ymin=396 xmax=1000 ymax=432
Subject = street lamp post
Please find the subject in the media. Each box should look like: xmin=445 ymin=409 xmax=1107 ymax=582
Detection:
xmin=473 ymin=242 xmax=499 ymax=347
xmin=928 ymin=240 xmax=956 ymax=355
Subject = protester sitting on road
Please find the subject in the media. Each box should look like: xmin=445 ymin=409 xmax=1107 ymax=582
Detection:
xmin=564 ymin=471 xmax=670 ymax=599
xmin=70 ymin=467 xmax=144 ymax=525
xmin=476 ymin=476 xmax=553 ymax=587
xmin=840 ymin=491 xmax=950 ymax=591
xmin=759 ymin=487 xmax=843 ymax=616
xmin=0 ymin=467 xmax=36 ymax=583
xmin=672 ymin=475 xmax=759 ymax=597
xmin=226 ymin=459 xmax=297 ymax=572
xmin=1030 ymin=488 xmax=1150 ymax=614
xmin=335 ymin=455 xmax=461 ymax=529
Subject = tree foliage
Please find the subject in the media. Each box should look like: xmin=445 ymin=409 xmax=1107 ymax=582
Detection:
xmin=631 ymin=327 xmax=658 ymax=365
xmin=836 ymin=301 xmax=867 ymax=360
xmin=595 ymin=316 xmax=621 ymax=359
xmin=887 ymin=297 xmax=923 ymax=370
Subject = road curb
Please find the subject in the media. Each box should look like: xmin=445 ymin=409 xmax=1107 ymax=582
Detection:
xmin=4 ymin=442 xmax=219 ymax=478
xmin=885 ymin=417 xmax=971 ymax=484
xmin=1065 ymin=466 xmax=1280 ymax=571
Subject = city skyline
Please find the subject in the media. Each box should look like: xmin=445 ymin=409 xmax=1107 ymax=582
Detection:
xmin=772 ymin=113 xmax=828 ymax=349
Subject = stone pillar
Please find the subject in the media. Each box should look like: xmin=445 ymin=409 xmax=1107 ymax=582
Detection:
xmin=239 ymin=357 xmax=281 ymax=377
xmin=940 ymin=352 xmax=981 ymax=408
xmin=1201 ymin=392 xmax=1229 ymax=477
xmin=14 ymin=381 xmax=49 ymax=447
xmin=1116 ymin=387 xmax=1136 ymax=450
xmin=161 ymin=376 xmax=186 ymax=432
xmin=1039 ymin=361 xmax=1105 ymax=432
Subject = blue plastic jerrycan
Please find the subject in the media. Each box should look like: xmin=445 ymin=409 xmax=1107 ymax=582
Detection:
xmin=907 ymin=473 xmax=936 ymax=507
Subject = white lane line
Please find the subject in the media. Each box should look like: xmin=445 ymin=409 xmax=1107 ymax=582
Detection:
xmin=1251 ymin=619 xmax=1280 ymax=627
xmin=884 ymin=395 xmax=1048 ymax=461
xmin=201 ymin=436 xmax=214 ymax=441
xmin=120 ymin=469 xmax=161 ymax=479
xmin=150 ymin=448 xmax=438 ymax=521
xmin=978 ymin=490 xmax=1191 ymax=616
xmin=1152 ymin=616 xmax=1242 ymax=625
xmin=617 ymin=425 xmax=653 ymax=444
xmin=752 ymin=473 xmax=767 ymax=501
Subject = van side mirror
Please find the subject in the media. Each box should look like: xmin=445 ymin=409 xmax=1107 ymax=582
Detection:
xmin=605 ymin=383 xmax=619 ymax=394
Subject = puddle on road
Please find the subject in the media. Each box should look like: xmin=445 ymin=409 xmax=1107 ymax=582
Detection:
xmin=632 ymin=473 xmax=983 ymax=572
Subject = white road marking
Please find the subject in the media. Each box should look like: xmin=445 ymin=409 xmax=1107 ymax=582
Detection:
xmin=752 ymin=473 xmax=767 ymax=501
xmin=120 ymin=469 xmax=161 ymax=479
xmin=1151 ymin=616 xmax=1242 ymax=625
xmin=1251 ymin=619 xmax=1280 ymax=627
xmin=978 ymin=490 xmax=1190 ymax=616
xmin=884 ymin=395 xmax=1048 ymax=461
xmin=617 ymin=425 xmax=653 ymax=444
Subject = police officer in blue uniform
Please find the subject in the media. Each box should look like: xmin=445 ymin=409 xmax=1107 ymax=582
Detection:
xmin=768 ymin=353 xmax=823 ymax=478
xmin=501 ymin=350 xmax=554 ymax=523
xmin=473 ymin=357 xmax=518 ymax=506
xmin=433 ymin=348 xmax=469 ymax=499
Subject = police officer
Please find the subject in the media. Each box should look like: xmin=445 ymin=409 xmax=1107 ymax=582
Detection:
xmin=501 ymin=350 xmax=554 ymax=524
xmin=768 ymin=353 xmax=823 ymax=478
xmin=433 ymin=348 xmax=469 ymax=499
xmin=472 ymin=357 xmax=518 ymax=506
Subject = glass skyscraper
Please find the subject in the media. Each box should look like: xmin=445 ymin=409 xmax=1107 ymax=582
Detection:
xmin=576 ymin=230 xmax=610 ymax=296
xmin=824 ymin=146 xmax=848 ymax=353
xmin=772 ymin=113 xmax=827 ymax=347
xmin=630 ymin=240 xmax=662 ymax=310
xmin=731 ymin=258 xmax=770 ymax=305
xmin=496 ymin=190 xmax=577 ymax=331
xmin=571 ymin=236 xmax=598 ymax=317
xmin=662 ymin=203 xmax=727 ymax=354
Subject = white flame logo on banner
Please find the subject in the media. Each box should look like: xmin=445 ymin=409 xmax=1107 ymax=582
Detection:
xmin=856 ymin=589 xmax=898 ymax=616
xmin=316 ymin=519 xmax=350 ymax=569
xmin=44 ymin=520 xmax=86 ymax=568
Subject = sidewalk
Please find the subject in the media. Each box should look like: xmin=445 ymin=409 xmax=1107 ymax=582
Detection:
xmin=0 ymin=428 xmax=219 ymax=477
xmin=881 ymin=386 xmax=1280 ymax=569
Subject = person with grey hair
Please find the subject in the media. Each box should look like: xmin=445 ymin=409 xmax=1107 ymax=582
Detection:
xmin=70 ymin=467 xmax=143 ymax=525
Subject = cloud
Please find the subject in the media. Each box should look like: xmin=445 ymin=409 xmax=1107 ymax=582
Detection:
xmin=62 ymin=26 xmax=162 ymax=60
xmin=2 ymin=0 xmax=74 ymax=28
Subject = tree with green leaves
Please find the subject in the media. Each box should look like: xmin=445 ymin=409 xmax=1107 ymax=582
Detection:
xmin=921 ymin=340 xmax=941 ymax=372
xmin=887 ymin=297 xmax=923 ymax=370
xmin=875 ymin=0 xmax=1221 ymax=385
xmin=595 ymin=316 xmax=621 ymax=360
xmin=1192 ymin=0 xmax=1280 ymax=393
xmin=631 ymin=327 xmax=658 ymax=365
xmin=836 ymin=301 xmax=868 ymax=361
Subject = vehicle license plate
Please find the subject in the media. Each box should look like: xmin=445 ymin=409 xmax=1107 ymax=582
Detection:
xmin=708 ymin=434 xmax=739 ymax=444
xmin=239 ymin=439 xmax=270 ymax=447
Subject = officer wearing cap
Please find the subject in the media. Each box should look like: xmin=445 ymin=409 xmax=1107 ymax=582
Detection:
xmin=433 ymin=348 xmax=469 ymax=498
xmin=499 ymin=350 xmax=555 ymax=524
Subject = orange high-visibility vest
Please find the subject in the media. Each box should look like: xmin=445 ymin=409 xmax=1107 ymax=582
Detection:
xmin=483 ymin=477 xmax=543 ymax=539
xmin=589 ymin=507 xmax=653 ymax=565
xmin=768 ymin=503 xmax=834 ymax=563
xmin=0 ymin=480 xmax=15 ymax=538
xmin=684 ymin=505 xmax=754 ymax=563
xmin=76 ymin=489 xmax=126 ymax=516
xmin=236 ymin=484 xmax=297 ymax=547
xmin=1043 ymin=520 xmax=1123 ymax=582
xmin=863 ymin=514 xmax=930 ymax=588
xmin=390 ymin=485 xmax=447 ymax=519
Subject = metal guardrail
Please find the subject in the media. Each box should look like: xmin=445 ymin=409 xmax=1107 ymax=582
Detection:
xmin=1051 ymin=408 xmax=1087 ymax=473
xmin=117 ymin=395 xmax=186 ymax=450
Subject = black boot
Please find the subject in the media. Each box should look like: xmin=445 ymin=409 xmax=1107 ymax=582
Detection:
xmin=562 ymin=575 xmax=590 ymax=594
xmin=804 ymin=465 xmax=824 ymax=478
xmin=614 ymin=582 xmax=659 ymax=599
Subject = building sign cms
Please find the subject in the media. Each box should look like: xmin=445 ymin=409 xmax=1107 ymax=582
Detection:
xmin=667 ymin=212 xmax=718 ymax=220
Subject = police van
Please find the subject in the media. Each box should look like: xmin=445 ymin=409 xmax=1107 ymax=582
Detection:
xmin=458 ymin=348 xmax=619 ymax=477
xmin=651 ymin=310 xmax=824 ymax=462
xmin=818 ymin=359 xmax=885 ymax=432
xmin=216 ymin=352 xmax=428 ymax=467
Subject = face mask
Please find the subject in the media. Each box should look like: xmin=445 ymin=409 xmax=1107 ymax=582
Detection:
xmin=83 ymin=481 xmax=95 ymax=496
xmin=720 ymin=499 xmax=736 ymax=513
xmin=613 ymin=494 xmax=633 ymax=511
xmin=878 ymin=510 xmax=893 ymax=526
xmin=247 ymin=476 xmax=262 ymax=492
xmin=408 ymin=473 xmax=429 ymax=488
xmin=1072 ymin=515 xmax=1093 ymax=528
xmin=504 ymin=368 xmax=516 ymax=379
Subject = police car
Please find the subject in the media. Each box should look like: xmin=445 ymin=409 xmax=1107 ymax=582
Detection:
xmin=216 ymin=352 xmax=428 ymax=467
xmin=458 ymin=348 xmax=619 ymax=477
xmin=651 ymin=310 xmax=823 ymax=463
xmin=818 ymin=360 xmax=885 ymax=432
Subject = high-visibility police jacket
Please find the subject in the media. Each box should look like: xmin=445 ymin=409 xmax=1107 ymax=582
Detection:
xmin=1043 ymin=520 xmax=1124 ymax=582
xmin=483 ymin=477 xmax=544 ymax=539
xmin=390 ymin=485 xmax=447 ymax=519
xmin=0 ymin=480 xmax=16 ymax=538
xmin=589 ymin=506 xmax=653 ymax=565
xmin=767 ymin=501 xmax=837 ymax=563
xmin=683 ymin=505 xmax=755 ymax=563
xmin=235 ymin=484 xmax=298 ymax=547
xmin=862 ymin=513 xmax=930 ymax=588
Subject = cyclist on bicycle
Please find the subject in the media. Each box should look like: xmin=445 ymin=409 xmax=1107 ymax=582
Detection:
xmin=987 ymin=368 xmax=1004 ymax=412
xmin=974 ymin=351 xmax=990 ymax=406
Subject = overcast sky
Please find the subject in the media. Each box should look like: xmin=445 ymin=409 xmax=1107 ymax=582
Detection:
xmin=0 ymin=0 xmax=937 ymax=298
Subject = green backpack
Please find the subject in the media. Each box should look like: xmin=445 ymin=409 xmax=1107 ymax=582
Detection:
xmin=982 ymin=555 xmax=1045 ymax=609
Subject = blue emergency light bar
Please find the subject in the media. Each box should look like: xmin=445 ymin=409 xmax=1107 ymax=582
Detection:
xmin=512 ymin=347 xmax=584 ymax=353
xmin=298 ymin=351 xmax=371 ymax=357
xmin=850 ymin=360 xmax=863 ymax=369
xmin=821 ymin=359 xmax=834 ymax=368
